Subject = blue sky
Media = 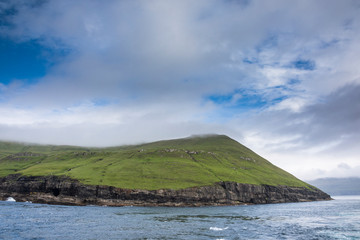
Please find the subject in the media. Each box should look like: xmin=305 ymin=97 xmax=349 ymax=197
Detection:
xmin=0 ymin=38 xmax=45 ymax=84
xmin=1 ymin=0 xmax=360 ymax=180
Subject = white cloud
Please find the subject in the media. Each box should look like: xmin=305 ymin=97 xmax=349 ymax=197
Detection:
xmin=268 ymin=97 xmax=308 ymax=112
xmin=237 ymin=83 xmax=360 ymax=179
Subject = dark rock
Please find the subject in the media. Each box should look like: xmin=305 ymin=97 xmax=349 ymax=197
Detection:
xmin=0 ymin=174 xmax=331 ymax=207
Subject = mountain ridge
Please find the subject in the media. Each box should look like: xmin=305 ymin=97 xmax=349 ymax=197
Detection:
xmin=308 ymin=177 xmax=360 ymax=196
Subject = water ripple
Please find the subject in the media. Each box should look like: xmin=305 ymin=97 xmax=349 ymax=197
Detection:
xmin=0 ymin=198 xmax=359 ymax=239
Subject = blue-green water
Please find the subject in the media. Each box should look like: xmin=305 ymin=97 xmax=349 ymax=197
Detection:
xmin=1 ymin=196 xmax=359 ymax=239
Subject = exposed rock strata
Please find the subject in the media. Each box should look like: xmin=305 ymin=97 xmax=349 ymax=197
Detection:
xmin=0 ymin=174 xmax=331 ymax=206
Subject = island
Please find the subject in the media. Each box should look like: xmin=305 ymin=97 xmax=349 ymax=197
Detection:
xmin=0 ymin=135 xmax=331 ymax=206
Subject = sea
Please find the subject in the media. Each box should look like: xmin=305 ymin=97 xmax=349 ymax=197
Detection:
xmin=0 ymin=196 xmax=359 ymax=240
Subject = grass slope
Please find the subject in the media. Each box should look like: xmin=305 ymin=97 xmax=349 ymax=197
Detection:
xmin=0 ymin=135 xmax=310 ymax=190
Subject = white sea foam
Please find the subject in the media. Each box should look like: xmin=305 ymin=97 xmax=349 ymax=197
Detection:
xmin=6 ymin=197 xmax=16 ymax=202
xmin=210 ymin=226 xmax=228 ymax=231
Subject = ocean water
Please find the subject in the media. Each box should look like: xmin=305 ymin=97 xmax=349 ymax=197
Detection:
xmin=0 ymin=196 xmax=359 ymax=240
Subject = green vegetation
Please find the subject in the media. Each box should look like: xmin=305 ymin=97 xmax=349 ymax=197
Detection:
xmin=0 ymin=135 xmax=310 ymax=190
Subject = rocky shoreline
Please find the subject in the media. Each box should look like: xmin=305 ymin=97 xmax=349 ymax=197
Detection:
xmin=0 ymin=174 xmax=331 ymax=206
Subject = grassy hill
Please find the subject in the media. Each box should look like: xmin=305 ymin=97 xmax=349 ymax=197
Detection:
xmin=0 ymin=135 xmax=310 ymax=190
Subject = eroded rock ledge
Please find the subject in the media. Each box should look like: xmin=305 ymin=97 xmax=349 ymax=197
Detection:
xmin=0 ymin=174 xmax=331 ymax=206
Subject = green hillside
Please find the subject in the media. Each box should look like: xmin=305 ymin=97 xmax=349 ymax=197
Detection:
xmin=0 ymin=135 xmax=310 ymax=190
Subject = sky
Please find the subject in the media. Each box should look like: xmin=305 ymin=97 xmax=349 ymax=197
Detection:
xmin=0 ymin=0 xmax=359 ymax=181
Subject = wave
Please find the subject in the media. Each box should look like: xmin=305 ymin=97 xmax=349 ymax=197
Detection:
xmin=210 ymin=226 xmax=228 ymax=231
xmin=6 ymin=197 xmax=16 ymax=202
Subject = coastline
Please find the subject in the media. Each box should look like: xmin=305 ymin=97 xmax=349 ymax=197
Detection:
xmin=0 ymin=174 xmax=331 ymax=207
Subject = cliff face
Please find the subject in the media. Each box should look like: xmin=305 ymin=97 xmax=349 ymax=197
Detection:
xmin=0 ymin=175 xmax=331 ymax=206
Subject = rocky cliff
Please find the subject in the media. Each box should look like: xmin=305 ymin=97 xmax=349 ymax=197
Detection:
xmin=0 ymin=174 xmax=331 ymax=206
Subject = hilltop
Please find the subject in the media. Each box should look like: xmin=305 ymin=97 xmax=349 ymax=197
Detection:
xmin=0 ymin=135 xmax=331 ymax=206
xmin=1 ymin=135 xmax=307 ymax=190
